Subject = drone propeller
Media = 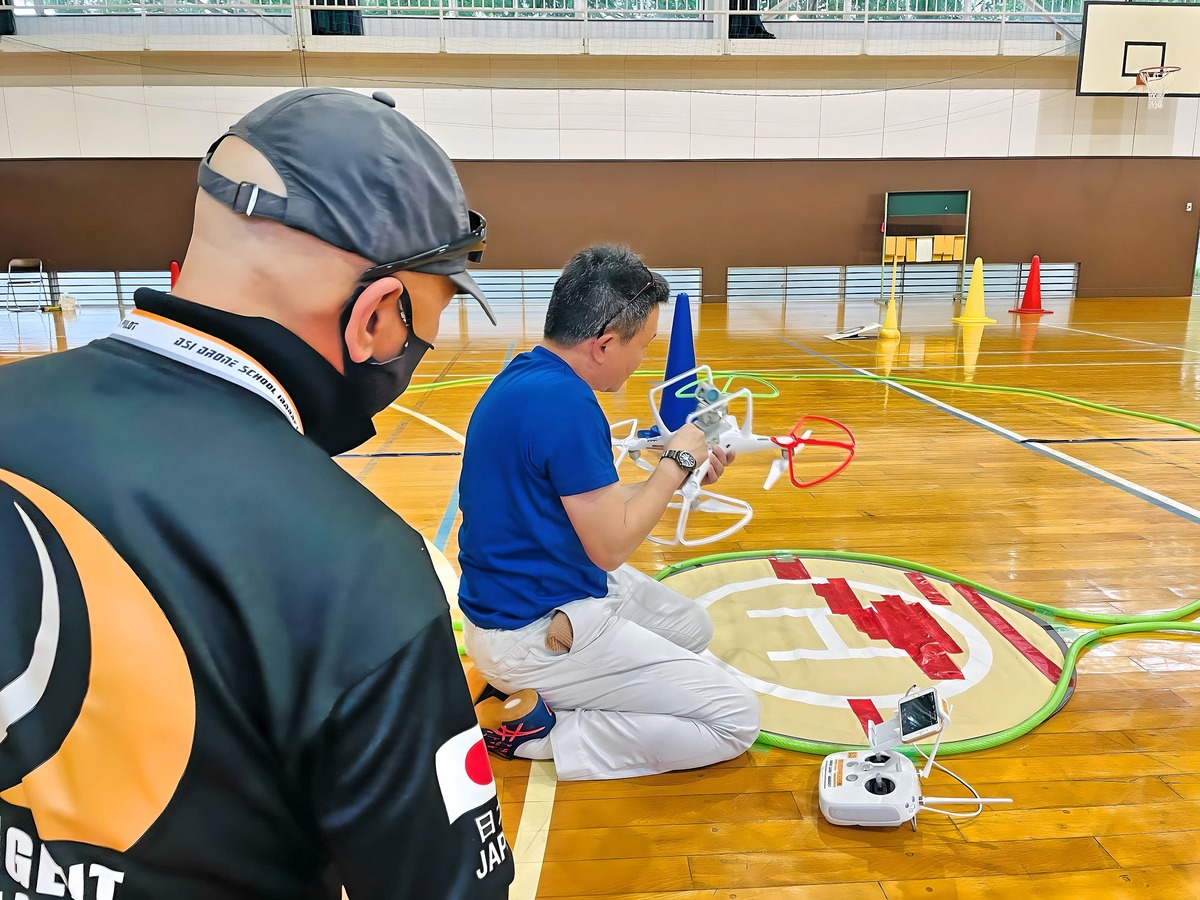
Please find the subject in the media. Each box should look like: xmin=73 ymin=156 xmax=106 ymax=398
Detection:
xmin=633 ymin=451 xmax=656 ymax=474
xmin=610 ymin=418 xmax=639 ymax=470
xmin=763 ymin=456 xmax=787 ymax=490
xmin=700 ymin=500 xmax=744 ymax=516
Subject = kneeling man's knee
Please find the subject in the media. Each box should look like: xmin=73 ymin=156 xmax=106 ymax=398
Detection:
xmin=708 ymin=674 xmax=761 ymax=757
xmin=688 ymin=609 xmax=715 ymax=653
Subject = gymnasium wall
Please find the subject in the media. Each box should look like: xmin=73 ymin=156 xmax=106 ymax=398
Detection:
xmin=0 ymin=54 xmax=1198 ymax=161
xmin=3 ymin=156 xmax=1196 ymax=298
xmin=0 ymin=75 xmax=1198 ymax=161
xmin=1 ymin=53 xmax=1197 ymax=298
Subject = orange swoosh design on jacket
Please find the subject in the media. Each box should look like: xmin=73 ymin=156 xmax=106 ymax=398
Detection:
xmin=1 ymin=468 xmax=196 ymax=852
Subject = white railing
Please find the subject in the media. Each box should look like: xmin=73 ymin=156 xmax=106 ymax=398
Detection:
xmin=729 ymin=262 xmax=1079 ymax=301
xmin=2 ymin=0 xmax=1085 ymax=54
xmin=5 ymin=265 xmax=1079 ymax=312
xmin=7 ymin=0 xmax=1089 ymax=17
xmin=1 ymin=271 xmax=172 ymax=309
xmin=0 ymin=268 xmax=704 ymax=308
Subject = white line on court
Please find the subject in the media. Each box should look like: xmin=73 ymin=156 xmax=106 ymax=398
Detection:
xmin=1041 ymin=322 xmax=1200 ymax=355
xmin=784 ymin=337 xmax=1200 ymax=525
xmin=387 ymin=403 xmax=466 ymax=445
xmin=872 ymin=373 xmax=1200 ymax=523
xmin=510 ymin=760 xmax=558 ymax=900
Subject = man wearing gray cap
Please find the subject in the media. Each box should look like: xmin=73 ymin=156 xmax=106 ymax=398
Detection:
xmin=0 ymin=88 xmax=511 ymax=898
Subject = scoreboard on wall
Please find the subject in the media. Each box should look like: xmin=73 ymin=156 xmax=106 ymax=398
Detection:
xmin=882 ymin=190 xmax=971 ymax=297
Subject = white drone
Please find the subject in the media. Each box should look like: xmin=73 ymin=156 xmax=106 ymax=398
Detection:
xmin=610 ymin=365 xmax=855 ymax=546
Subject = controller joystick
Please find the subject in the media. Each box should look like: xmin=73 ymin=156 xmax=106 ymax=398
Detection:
xmin=865 ymin=776 xmax=895 ymax=796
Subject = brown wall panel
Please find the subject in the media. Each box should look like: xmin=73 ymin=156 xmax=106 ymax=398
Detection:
xmin=1 ymin=159 xmax=197 ymax=272
xmin=2 ymin=157 xmax=1198 ymax=299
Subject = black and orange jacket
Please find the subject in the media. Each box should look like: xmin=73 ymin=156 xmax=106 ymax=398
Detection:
xmin=0 ymin=291 xmax=512 ymax=899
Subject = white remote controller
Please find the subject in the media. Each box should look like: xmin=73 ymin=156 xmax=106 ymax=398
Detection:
xmin=817 ymin=688 xmax=1012 ymax=828
xmin=818 ymin=749 xmax=921 ymax=827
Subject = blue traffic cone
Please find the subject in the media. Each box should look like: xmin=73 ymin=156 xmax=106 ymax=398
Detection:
xmin=658 ymin=292 xmax=698 ymax=431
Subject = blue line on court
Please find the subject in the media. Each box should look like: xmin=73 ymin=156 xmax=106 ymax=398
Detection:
xmin=434 ymin=340 xmax=517 ymax=552
xmin=781 ymin=336 xmax=1200 ymax=527
xmin=434 ymin=481 xmax=461 ymax=552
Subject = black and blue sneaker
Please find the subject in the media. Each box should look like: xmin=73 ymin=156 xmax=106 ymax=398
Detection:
xmin=474 ymin=689 xmax=556 ymax=760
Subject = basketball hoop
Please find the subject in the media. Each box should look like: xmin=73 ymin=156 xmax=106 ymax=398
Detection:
xmin=1137 ymin=66 xmax=1181 ymax=111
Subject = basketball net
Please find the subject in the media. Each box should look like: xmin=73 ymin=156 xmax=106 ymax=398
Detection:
xmin=1137 ymin=66 xmax=1180 ymax=111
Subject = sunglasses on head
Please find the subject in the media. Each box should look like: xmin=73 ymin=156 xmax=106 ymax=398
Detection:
xmin=360 ymin=209 xmax=486 ymax=283
xmin=596 ymin=271 xmax=654 ymax=339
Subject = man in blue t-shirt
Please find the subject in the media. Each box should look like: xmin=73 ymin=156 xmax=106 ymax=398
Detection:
xmin=458 ymin=245 xmax=760 ymax=781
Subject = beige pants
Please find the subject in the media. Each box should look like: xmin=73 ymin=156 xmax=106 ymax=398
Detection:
xmin=462 ymin=565 xmax=760 ymax=781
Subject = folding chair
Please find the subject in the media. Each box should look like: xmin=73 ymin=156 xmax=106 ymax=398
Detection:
xmin=5 ymin=258 xmax=50 ymax=312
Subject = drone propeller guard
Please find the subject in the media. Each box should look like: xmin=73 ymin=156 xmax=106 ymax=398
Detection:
xmin=770 ymin=415 xmax=857 ymax=490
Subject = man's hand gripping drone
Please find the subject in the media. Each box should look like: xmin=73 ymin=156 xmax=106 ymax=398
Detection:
xmin=610 ymin=365 xmax=856 ymax=546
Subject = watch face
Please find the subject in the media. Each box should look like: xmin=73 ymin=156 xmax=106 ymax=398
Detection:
xmin=677 ymin=451 xmax=697 ymax=469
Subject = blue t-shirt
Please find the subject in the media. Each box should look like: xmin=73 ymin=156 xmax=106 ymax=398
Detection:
xmin=458 ymin=346 xmax=619 ymax=630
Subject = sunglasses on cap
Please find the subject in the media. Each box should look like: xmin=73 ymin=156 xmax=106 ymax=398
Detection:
xmin=595 ymin=271 xmax=654 ymax=339
xmin=360 ymin=209 xmax=486 ymax=282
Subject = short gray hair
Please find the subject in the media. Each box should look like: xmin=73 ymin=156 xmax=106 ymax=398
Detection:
xmin=544 ymin=245 xmax=670 ymax=347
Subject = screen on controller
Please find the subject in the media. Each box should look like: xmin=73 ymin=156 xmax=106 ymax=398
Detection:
xmin=899 ymin=692 xmax=939 ymax=738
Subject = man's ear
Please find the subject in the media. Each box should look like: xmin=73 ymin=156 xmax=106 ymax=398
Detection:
xmin=591 ymin=332 xmax=615 ymax=364
xmin=344 ymin=277 xmax=404 ymax=364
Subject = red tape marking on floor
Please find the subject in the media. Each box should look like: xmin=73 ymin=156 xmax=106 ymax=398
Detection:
xmin=874 ymin=594 xmax=964 ymax=680
xmin=952 ymin=583 xmax=1062 ymax=683
xmin=814 ymin=579 xmax=884 ymax=641
xmin=815 ymin=579 xmax=964 ymax=680
xmin=905 ymin=571 xmax=951 ymax=605
xmin=769 ymin=557 xmax=811 ymax=580
xmin=848 ymin=698 xmax=884 ymax=736
xmin=879 ymin=594 xmax=963 ymax=656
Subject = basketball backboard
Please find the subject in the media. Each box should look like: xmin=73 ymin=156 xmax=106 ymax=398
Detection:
xmin=1077 ymin=1 xmax=1200 ymax=99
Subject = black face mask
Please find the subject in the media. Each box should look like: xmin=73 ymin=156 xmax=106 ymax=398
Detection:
xmin=342 ymin=283 xmax=434 ymax=416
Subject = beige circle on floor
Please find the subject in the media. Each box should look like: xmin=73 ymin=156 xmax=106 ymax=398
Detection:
xmin=661 ymin=555 xmax=1069 ymax=747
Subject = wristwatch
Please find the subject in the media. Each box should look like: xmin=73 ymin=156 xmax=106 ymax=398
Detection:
xmin=662 ymin=449 xmax=697 ymax=476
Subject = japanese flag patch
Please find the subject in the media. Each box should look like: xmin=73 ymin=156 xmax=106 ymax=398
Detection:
xmin=435 ymin=725 xmax=498 ymax=823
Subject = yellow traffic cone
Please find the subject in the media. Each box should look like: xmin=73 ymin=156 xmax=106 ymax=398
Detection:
xmin=953 ymin=258 xmax=996 ymax=325
xmin=877 ymin=335 xmax=901 ymax=377
xmin=960 ymin=322 xmax=985 ymax=382
xmin=880 ymin=256 xmax=901 ymax=339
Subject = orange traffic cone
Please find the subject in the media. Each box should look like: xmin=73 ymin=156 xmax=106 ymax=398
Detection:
xmin=1016 ymin=313 xmax=1042 ymax=363
xmin=1009 ymin=255 xmax=1051 ymax=315
xmin=169 ymin=260 xmax=181 ymax=290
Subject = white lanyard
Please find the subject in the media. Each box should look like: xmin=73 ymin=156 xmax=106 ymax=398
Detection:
xmin=109 ymin=310 xmax=304 ymax=434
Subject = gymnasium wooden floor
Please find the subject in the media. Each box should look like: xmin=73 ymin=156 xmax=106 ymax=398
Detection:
xmin=4 ymin=292 xmax=1200 ymax=898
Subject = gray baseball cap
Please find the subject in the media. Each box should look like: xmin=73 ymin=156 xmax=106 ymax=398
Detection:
xmin=197 ymin=87 xmax=495 ymax=325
